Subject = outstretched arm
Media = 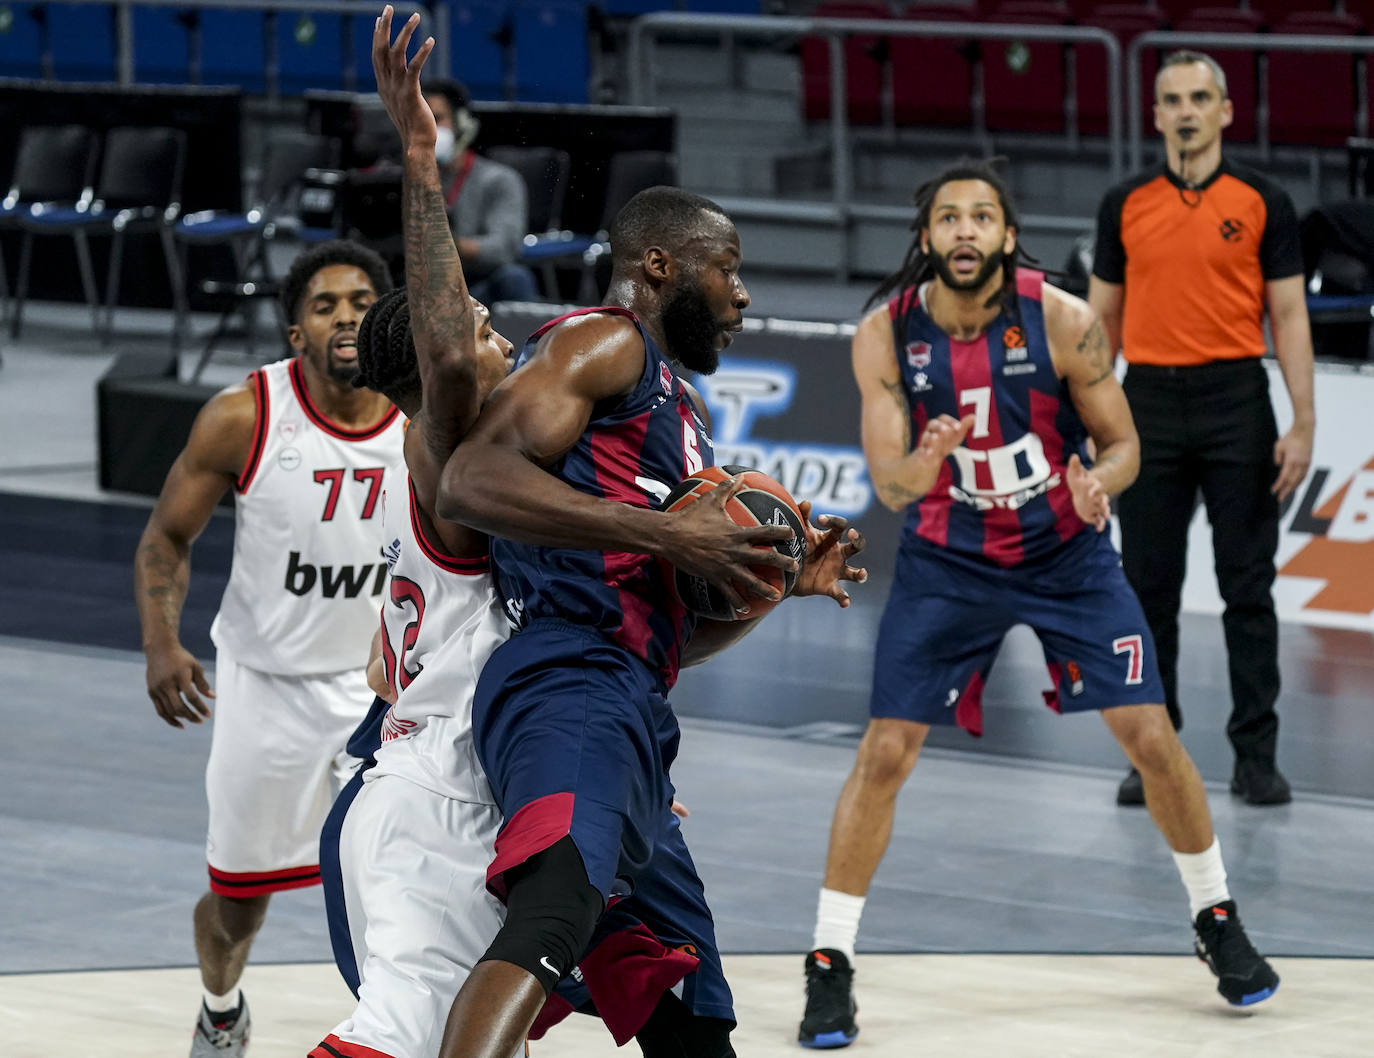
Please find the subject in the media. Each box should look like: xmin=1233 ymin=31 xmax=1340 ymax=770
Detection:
xmin=134 ymin=386 xmax=253 ymax=727
xmin=438 ymin=314 xmax=796 ymax=611
xmin=373 ymin=8 xmax=478 ymax=506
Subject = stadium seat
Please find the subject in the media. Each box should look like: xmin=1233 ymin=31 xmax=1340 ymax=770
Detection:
xmin=891 ymin=4 xmax=978 ymax=129
xmin=1170 ymin=7 xmax=1264 ymax=142
xmin=449 ymin=1 xmax=510 ymax=101
xmin=0 ymin=3 xmax=44 ymax=80
xmin=1269 ymin=11 xmax=1362 ymax=147
xmin=1077 ymin=4 xmax=1165 ymax=137
xmin=981 ymin=1 xmax=1070 ymax=134
xmin=276 ymin=10 xmax=345 ymax=94
xmin=801 ymin=1 xmax=891 ymax=126
xmin=513 ymin=1 xmax=589 ymax=103
xmin=132 ymin=7 xmax=190 ymax=85
xmin=199 ymin=11 xmax=268 ymax=93
xmin=488 ymin=144 xmax=572 ymax=296
xmin=47 ymin=2 xmax=117 ymax=82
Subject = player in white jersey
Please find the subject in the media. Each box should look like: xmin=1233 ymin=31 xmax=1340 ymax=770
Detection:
xmin=134 ymin=239 xmax=402 ymax=1057
xmin=314 ymin=285 xmax=517 ymax=1058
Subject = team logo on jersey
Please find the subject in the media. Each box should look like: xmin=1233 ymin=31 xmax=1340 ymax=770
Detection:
xmin=1219 ymin=218 xmax=1245 ymax=242
xmin=906 ymin=341 xmax=932 ymax=369
xmin=279 ymin=419 xmax=300 ymax=442
xmin=659 ymin=361 xmax=674 ymax=395
xmin=1065 ymin=660 xmax=1084 ymax=697
xmin=278 ymin=446 xmax=302 ymax=471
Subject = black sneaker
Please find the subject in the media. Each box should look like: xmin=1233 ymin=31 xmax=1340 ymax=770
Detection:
xmin=1193 ymin=901 xmax=1280 ymax=1006
xmin=798 ymin=948 xmax=858 ymax=1049
xmin=1116 ymin=766 xmax=1145 ymax=806
xmin=1230 ymin=762 xmax=1292 ymax=806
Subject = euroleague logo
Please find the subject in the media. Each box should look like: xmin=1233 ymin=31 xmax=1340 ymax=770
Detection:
xmin=1219 ymin=218 xmax=1245 ymax=242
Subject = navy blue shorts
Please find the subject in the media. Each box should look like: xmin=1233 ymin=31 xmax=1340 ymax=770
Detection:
xmin=474 ymin=618 xmax=734 ymax=1041
xmin=871 ymin=530 xmax=1166 ymax=735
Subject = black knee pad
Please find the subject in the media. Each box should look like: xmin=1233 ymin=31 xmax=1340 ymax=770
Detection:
xmin=636 ymin=991 xmax=736 ymax=1058
xmin=479 ymin=836 xmax=603 ymax=993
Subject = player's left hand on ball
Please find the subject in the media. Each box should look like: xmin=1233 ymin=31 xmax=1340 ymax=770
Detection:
xmin=1066 ymin=454 xmax=1109 ymax=532
xmin=792 ymin=500 xmax=868 ymax=607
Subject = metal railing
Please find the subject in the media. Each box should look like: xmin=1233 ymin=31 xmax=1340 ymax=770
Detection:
xmin=24 ymin=0 xmax=439 ymax=95
xmin=627 ymin=12 xmax=1124 ymax=206
xmin=1127 ymin=30 xmax=1374 ymax=171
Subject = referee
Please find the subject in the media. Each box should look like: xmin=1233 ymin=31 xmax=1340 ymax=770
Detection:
xmin=1089 ymin=50 xmax=1315 ymax=808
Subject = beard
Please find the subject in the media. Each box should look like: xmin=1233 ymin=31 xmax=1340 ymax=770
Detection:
xmin=930 ymin=247 xmax=1007 ymax=293
xmin=324 ymin=348 xmax=362 ymax=386
xmin=660 ymin=279 xmax=724 ymax=375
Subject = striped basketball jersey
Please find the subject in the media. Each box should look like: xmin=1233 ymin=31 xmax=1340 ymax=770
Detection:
xmin=889 ymin=270 xmax=1090 ymax=567
xmin=211 ymin=358 xmax=406 ymax=675
xmin=491 ymin=307 xmax=710 ymax=690
xmin=370 ymin=475 xmax=508 ymax=804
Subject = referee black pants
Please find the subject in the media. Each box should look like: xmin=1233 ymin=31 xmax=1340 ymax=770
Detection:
xmin=1118 ymin=358 xmax=1281 ymax=770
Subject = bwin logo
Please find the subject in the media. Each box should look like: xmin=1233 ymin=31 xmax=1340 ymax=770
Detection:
xmin=283 ymin=550 xmax=387 ymax=598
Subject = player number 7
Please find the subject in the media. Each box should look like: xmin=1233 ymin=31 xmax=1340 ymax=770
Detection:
xmin=959 ymin=387 xmax=991 ymax=439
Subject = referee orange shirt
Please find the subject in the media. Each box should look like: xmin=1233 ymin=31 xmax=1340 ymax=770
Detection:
xmin=1092 ymin=159 xmax=1303 ymax=367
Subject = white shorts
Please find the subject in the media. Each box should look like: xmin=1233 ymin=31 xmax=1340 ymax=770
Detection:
xmin=320 ymin=771 xmax=507 ymax=1058
xmin=205 ymin=646 xmax=369 ymax=896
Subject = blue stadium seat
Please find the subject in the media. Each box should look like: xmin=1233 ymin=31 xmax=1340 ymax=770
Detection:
xmin=48 ymin=2 xmax=117 ymax=82
xmin=132 ymin=8 xmax=191 ymax=85
xmin=0 ymin=3 xmax=44 ymax=80
xmin=681 ymin=0 xmax=760 ymax=12
xmin=276 ymin=9 xmax=344 ymax=94
xmin=347 ymin=13 xmax=378 ymax=93
xmin=513 ymin=1 xmax=588 ymax=103
xmin=449 ymin=1 xmax=510 ymax=101
xmin=199 ymin=10 xmax=268 ymax=93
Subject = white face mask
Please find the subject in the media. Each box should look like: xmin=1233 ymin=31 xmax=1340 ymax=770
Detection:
xmin=434 ymin=125 xmax=456 ymax=166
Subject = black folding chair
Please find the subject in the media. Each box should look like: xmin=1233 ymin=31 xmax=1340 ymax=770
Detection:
xmin=576 ymin=150 xmax=678 ymax=302
xmin=486 ymin=144 xmax=572 ymax=296
xmin=14 ymin=126 xmax=187 ymax=347
xmin=3 ymin=125 xmax=100 ymax=337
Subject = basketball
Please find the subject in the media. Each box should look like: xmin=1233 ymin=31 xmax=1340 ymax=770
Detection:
xmin=660 ymin=465 xmax=807 ymax=621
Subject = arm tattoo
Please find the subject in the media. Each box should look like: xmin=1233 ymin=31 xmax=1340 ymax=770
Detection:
xmin=878 ymin=481 xmax=922 ymax=507
xmin=881 ymin=376 xmax=912 ymax=451
xmin=1075 ymin=319 xmax=1114 ymax=386
xmin=137 ymin=539 xmax=187 ymax=634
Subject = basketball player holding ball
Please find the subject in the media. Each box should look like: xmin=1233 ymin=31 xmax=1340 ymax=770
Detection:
xmin=433 ymin=184 xmax=866 ymax=1058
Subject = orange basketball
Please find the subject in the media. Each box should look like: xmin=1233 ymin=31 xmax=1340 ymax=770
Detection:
xmin=660 ymin=465 xmax=806 ymax=621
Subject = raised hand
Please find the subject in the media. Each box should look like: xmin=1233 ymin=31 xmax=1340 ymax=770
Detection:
xmin=793 ymin=500 xmax=868 ymax=607
xmin=913 ymin=412 xmax=974 ymax=468
xmin=1066 ymin=453 xmax=1109 ymax=531
xmin=372 ymin=5 xmax=437 ymax=151
xmin=661 ymin=474 xmax=798 ymax=615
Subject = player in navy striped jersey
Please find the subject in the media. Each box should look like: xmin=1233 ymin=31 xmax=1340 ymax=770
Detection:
xmin=798 ymin=161 xmax=1278 ymax=1049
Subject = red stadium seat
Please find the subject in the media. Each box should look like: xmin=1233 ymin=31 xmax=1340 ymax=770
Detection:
xmin=891 ymin=3 xmax=978 ymax=128
xmin=1268 ymin=12 xmax=1362 ymax=147
xmin=802 ymin=1 xmax=892 ymax=125
xmin=1170 ymin=7 xmax=1265 ymax=142
xmin=1077 ymin=4 xmax=1167 ymax=136
xmin=981 ymin=1 xmax=1071 ymax=133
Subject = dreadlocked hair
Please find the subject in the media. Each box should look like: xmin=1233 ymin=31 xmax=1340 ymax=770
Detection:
xmin=866 ymin=158 xmax=1041 ymax=334
xmin=352 ymin=288 xmax=420 ymax=408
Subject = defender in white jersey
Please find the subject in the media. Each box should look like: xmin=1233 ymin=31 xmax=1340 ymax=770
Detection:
xmin=135 ymin=240 xmax=400 ymax=1057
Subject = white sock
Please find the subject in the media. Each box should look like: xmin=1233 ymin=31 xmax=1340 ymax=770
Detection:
xmin=203 ymin=985 xmax=242 ymax=1014
xmin=812 ymin=887 xmax=866 ymax=962
xmin=1172 ymin=836 xmax=1231 ymax=920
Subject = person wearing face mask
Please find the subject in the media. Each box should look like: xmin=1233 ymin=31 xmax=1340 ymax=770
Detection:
xmin=423 ymin=77 xmax=541 ymax=305
xmin=1089 ymin=50 xmax=1315 ymax=809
